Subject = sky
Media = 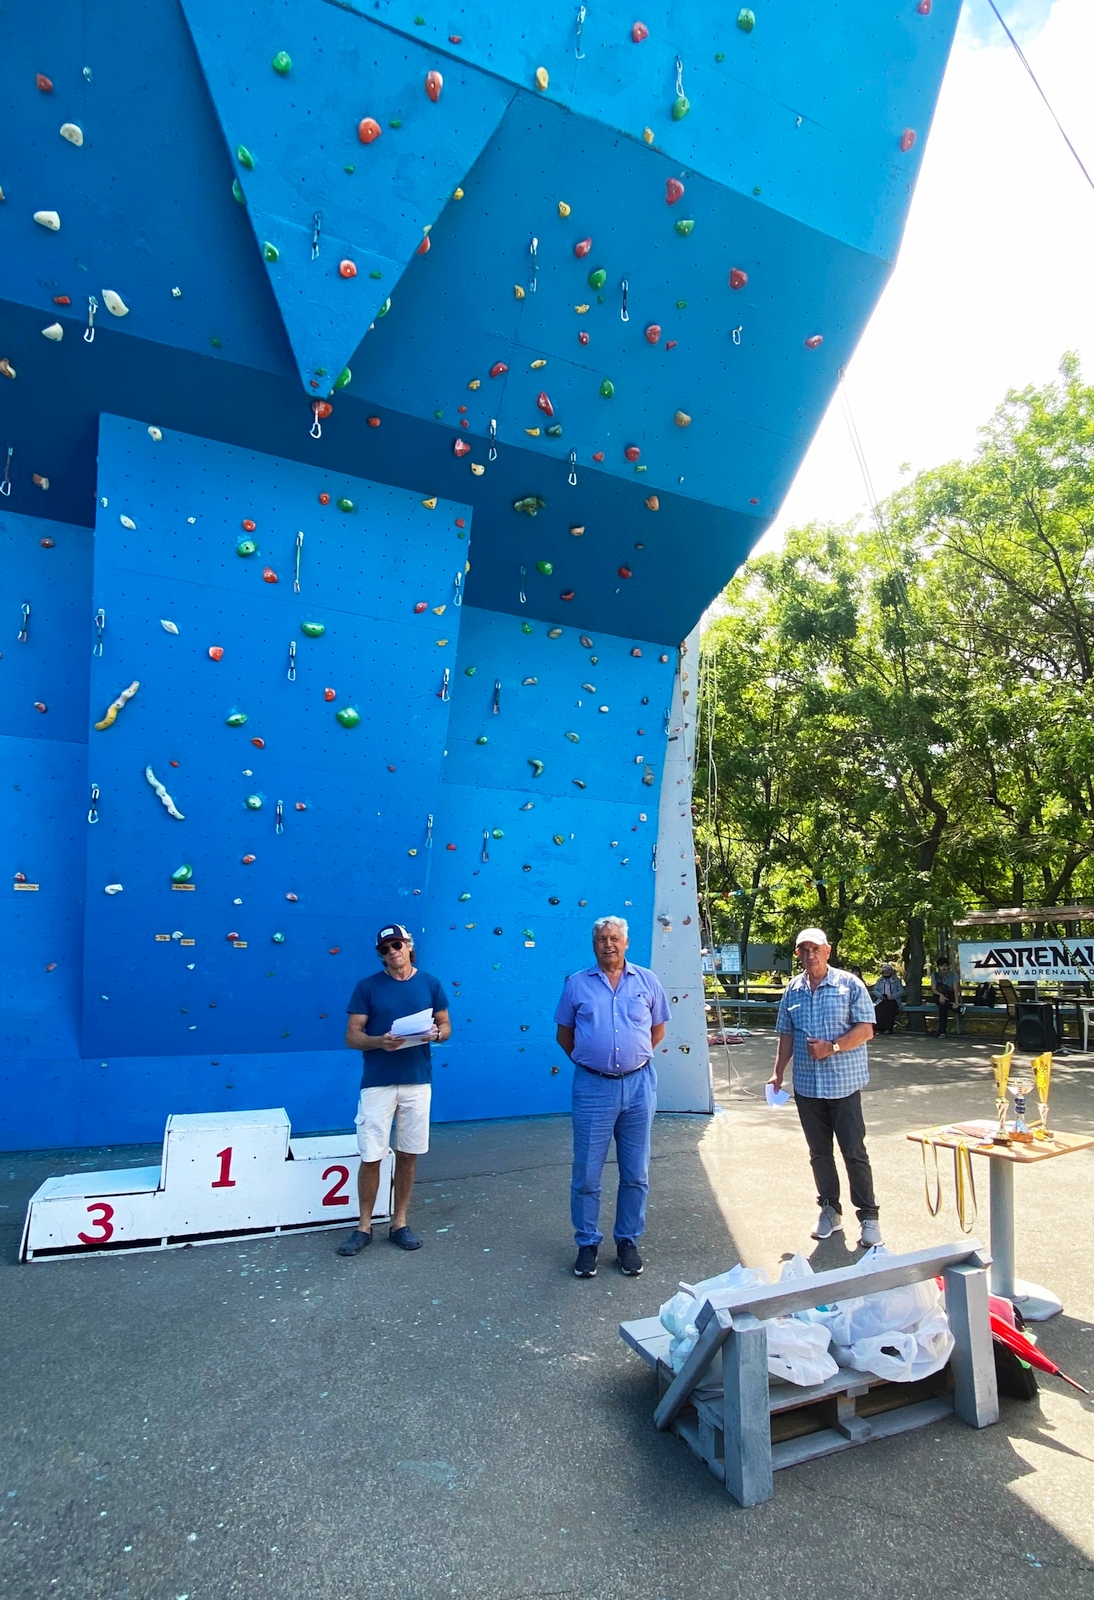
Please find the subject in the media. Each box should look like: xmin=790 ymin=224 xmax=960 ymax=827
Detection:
xmin=757 ymin=0 xmax=1094 ymax=554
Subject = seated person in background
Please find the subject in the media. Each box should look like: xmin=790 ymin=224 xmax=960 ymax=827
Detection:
xmin=930 ymin=958 xmax=960 ymax=1037
xmin=871 ymin=963 xmax=905 ymax=1034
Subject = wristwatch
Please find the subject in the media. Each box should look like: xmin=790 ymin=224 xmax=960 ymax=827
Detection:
xmin=832 ymin=1041 xmax=841 ymax=1053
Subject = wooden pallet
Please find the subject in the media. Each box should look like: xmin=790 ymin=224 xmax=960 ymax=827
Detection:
xmin=620 ymin=1241 xmax=998 ymax=1506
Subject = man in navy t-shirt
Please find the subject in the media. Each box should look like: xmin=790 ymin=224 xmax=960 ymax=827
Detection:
xmin=337 ymin=923 xmax=450 ymax=1257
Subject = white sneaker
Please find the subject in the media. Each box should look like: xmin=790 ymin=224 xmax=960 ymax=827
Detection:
xmin=858 ymin=1218 xmax=883 ymax=1248
xmin=811 ymin=1204 xmax=843 ymax=1240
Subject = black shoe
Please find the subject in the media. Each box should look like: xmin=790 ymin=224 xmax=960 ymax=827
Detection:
xmin=573 ymin=1245 xmax=598 ymax=1278
xmin=617 ymin=1239 xmax=644 ymax=1276
xmin=337 ymin=1228 xmax=372 ymax=1256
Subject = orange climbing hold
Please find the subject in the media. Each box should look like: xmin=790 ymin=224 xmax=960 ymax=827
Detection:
xmin=263 ymin=567 xmax=278 ymax=583
xmin=425 ymin=70 xmax=443 ymax=102
xmin=318 ymin=492 xmax=330 ymax=504
xmin=242 ymin=518 xmax=256 ymax=531
xmin=314 ymin=401 xmax=333 ymax=419
xmin=324 ymin=687 xmax=336 ymax=701
xmin=357 ymin=117 xmax=382 ymax=143
xmin=36 ymin=73 xmax=53 ymax=92
xmin=416 ymin=234 xmax=431 ymax=256
xmin=804 ymin=334 xmax=824 ymax=349
xmin=53 ymin=295 xmax=71 ymax=306
xmin=624 ymin=445 xmax=640 ymax=461
xmin=208 ymin=646 xmax=224 ymax=661
xmin=251 ymin=738 xmax=265 ymax=748
xmin=339 ymin=259 xmax=357 ymax=278
xmin=645 ymin=495 xmax=659 ymax=511
xmin=242 ymin=854 xmax=256 ymax=864
xmin=367 ymin=416 xmax=381 ymax=427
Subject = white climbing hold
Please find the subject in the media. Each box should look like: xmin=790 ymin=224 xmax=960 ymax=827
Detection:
xmin=171 ymin=287 xmax=182 ymax=297
xmin=59 ymin=122 xmax=84 ymax=146
xmin=148 ymin=426 xmax=162 ymax=441
xmin=33 ymin=210 xmax=61 ymax=230
xmin=102 ymin=289 xmax=129 ymax=317
xmin=119 ymin=515 xmax=136 ymax=529
xmin=104 ymin=884 xmax=124 ymax=895
xmin=145 ymin=765 xmax=184 ymax=820
xmin=41 ymin=323 xmax=64 ymax=341
xmin=160 ymin=619 xmax=179 ymax=635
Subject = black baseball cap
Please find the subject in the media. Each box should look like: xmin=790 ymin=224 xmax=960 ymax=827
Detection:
xmin=376 ymin=923 xmax=412 ymax=948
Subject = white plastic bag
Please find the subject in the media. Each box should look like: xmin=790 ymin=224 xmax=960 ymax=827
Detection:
xmin=907 ymin=1304 xmax=955 ymax=1381
xmin=833 ymin=1329 xmax=919 ymax=1382
xmin=659 ymin=1263 xmax=770 ymax=1372
xmin=765 ymin=1316 xmax=838 ymax=1387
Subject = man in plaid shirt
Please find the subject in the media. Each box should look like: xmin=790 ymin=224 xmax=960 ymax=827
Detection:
xmin=770 ymin=928 xmax=882 ymax=1248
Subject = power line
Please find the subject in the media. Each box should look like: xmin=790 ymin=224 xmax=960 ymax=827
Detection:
xmin=986 ymin=0 xmax=1094 ymax=196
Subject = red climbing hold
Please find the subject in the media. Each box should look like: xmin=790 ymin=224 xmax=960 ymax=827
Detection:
xmin=414 ymin=601 xmax=428 ymax=612
xmin=750 ymin=497 xmax=759 ymax=505
xmin=537 ymin=392 xmax=554 ymax=417
xmin=917 ymin=0 xmax=931 ymax=13
xmin=560 ymin=590 xmax=575 ymax=602
xmin=804 ymin=334 xmax=824 ymax=349
xmin=242 ymin=854 xmax=256 ymax=864
xmin=36 ymin=73 xmax=53 ymax=92
xmin=226 ymin=932 xmax=239 ymax=942
xmin=665 ymin=339 xmax=677 ymax=350
xmin=425 ymin=70 xmax=443 ymax=102
xmin=618 ymin=566 xmax=632 ymax=579
xmin=34 ymin=701 xmax=47 ymax=713
xmin=900 ymin=128 xmax=916 ymax=152
xmin=665 ymin=178 xmax=684 ymax=206
xmin=357 ymin=117 xmax=382 ymax=144
xmin=729 ymin=267 xmax=748 ymax=290
xmin=339 ymin=259 xmax=357 ymax=278
xmin=490 ymin=361 xmax=508 ymax=378
xmin=453 ymin=438 xmax=471 ymax=456
xmin=446 ymin=843 xmax=457 ymax=851
xmin=40 ymin=537 xmax=55 ymax=548
xmin=458 ymin=404 xmax=467 ymax=413
xmin=251 ymin=738 xmax=265 ymax=748
xmin=263 ymin=567 xmax=278 ymax=583
xmin=455 ymin=517 xmax=466 ymax=528
xmin=416 ymin=234 xmax=431 ymax=256
xmin=329 ymin=948 xmax=341 ymax=955
xmin=169 ymin=760 xmax=179 ymax=767
xmin=314 ymin=400 xmax=333 ymax=419
xmin=448 ymin=34 xmax=462 ymax=42
xmin=459 ymin=418 xmax=468 ymax=429
xmin=574 ymin=237 xmax=592 ymax=258
xmin=631 ymin=647 xmax=643 ymax=657
xmin=631 ymin=21 xmax=649 ymax=42
xmin=53 ymin=295 xmax=71 ymax=306
xmin=242 ymin=518 xmax=257 ymax=531
xmin=324 ymin=687 xmax=336 ymax=701
xmin=578 ymin=331 xmax=589 ymax=345
xmin=294 ymin=805 xmax=306 ymax=813
xmin=624 ymin=445 xmax=640 ymax=462
xmin=318 ymin=492 xmax=330 ymax=504
xmin=592 ymin=451 xmax=604 ymax=462
xmin=645 ymin=324 xmax=661 ymax=344
xmin=208 ymin=646 xmax=224 ymax=661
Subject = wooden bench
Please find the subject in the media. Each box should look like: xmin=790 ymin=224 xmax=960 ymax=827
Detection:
xmin=619 ymin=1241 xmax=997 ymax=1507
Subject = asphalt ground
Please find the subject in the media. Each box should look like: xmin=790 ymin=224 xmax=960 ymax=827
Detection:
xmin=3 ymin=1029 xmax=1094 ymax=1600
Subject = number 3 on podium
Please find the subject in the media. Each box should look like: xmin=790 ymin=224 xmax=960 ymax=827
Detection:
xmin=78 ymin=1202 xmax=115 ymax=1244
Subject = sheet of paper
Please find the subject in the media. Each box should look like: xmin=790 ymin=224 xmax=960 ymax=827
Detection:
xmin=766 ymin=1084 xmax=790 ymax=1108
xmin=391 ymin=1008 xmax=434 ymax=1040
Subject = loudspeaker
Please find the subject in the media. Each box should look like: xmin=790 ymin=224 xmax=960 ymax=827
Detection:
xmin=1015 ymin=1002 xmax=1057 ymax=1052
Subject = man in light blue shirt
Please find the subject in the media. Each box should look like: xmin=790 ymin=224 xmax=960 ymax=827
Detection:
xmin=770 ymin=927 xmax=882 ymax=1248
xmin=555 ymin=916 xmax=670 ymax=1279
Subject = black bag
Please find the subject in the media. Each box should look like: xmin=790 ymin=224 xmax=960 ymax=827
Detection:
xmin=973 ymin=982 xmax=997 ymax=1008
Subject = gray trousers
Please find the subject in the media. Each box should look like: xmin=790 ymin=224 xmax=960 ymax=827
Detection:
xmin=795 ymin=1090 xmax=879 ymax=1220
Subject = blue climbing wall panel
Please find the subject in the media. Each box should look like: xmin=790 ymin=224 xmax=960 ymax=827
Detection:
xmin=0 ymin=1 xmax=962 ymax=1147
xmin=422 ymin=606 xmax=676 ymax=1122
xmin=82 ymin=414 xmax=467 ymax=1059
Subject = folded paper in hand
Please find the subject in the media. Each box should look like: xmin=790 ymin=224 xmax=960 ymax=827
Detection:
xmin=766 ymin=1084 xmax=790 ymax=1108
xmin=391 ymin=1008 xmax=434 ymax=1048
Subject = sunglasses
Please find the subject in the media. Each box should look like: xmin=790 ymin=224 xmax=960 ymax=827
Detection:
xmin=378 ymin=939 xmax=405 ymax=954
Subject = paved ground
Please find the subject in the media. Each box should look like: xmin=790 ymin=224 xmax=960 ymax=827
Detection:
xmin=3 ymin=1030 xmax=1094 ymax=1600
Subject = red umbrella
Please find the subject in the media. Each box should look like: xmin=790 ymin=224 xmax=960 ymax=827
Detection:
xmin=990 ymin=1313 xmax=1090 ymax=1394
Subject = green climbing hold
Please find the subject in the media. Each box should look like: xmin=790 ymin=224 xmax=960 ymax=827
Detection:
xmin=271 ymin=50 xmax=292 ymax=73
xmin=237 ymin=145 xmax=255 ymax=169
xmin=599 ymin=377 xmax=615 ymax=399
xmin=211 ymin=337 xmax=223 ymax=348
xmin=521 ymin=622 xmax=534 ymax=634
xmin=301 ymin=621 xmax=326 ymax=638
xmin=672 ymin=94 xmax=690 ymax=121
xmin=535 ymin=560 xmax=553 ymax=577
xmin=344 ymin=164 xmax=355 ymax=174
xmin=370 ymin=270 xmax=383 ymax=280
xmin=226 ymin=711 xmax=248 ymax=727
xmin=465 ymin=665 xmax=477 ymax=675
xmin=492 ymin=828 xmax=504 ymax=839
xmin=523 ymin=929 xmax=534 ymax=940
xmin=232 ymin=178 xmax=246 ymax=206
xmin=513 ymin=496 xmax=547 ymax=517
xmin=389 ymin=119 xmax=403 ymax=129
xmin=674 ymin=218 xmax=695 ymax=236
xmin=676 ymin=300 xmax=688 ymax=309
xmin=458 ymin=892 xmax=471 ymax=901
xmin=236 ymin=539 xmax=258 ymax=556
xmin=245 ymin=794 xmax=263 ymax=809
xmin=171 ymin=864 xmax=193 ymax=883
xmin=262 ymin=242 xmax=279 ymax=262
xmin=376 ymin=297 xmax=391 ymax=318
xmin=753 ymin=186 xmax=762 ymax=196
xmin=715 ymin=52 xmax=725 ymax=62
xmin=414 ymin=16 xmax=425 ymax=24
xmin=336 ymin=498 xmax=354 ymax=513
xmin=315 ymin=368 xmax=327 ymax=377
xmin=334 ymin=367 xmax=352 ymax=390
xmin=434 ymin=409 xmax=444 ymax=419
xmin=545 ymin=424 xmax=562 ymax=438
xmin=336 ymin=706 xmax=361 ymax=728
xmin=476 ymin=736 xmax=488 ymax=745
xmin=587 ymin=268 xmax=607 ymax=291
xmin=737 ymin=8 xmax=756 ymax=31
xmin=272 ymin=932 xmax=286 ymax=944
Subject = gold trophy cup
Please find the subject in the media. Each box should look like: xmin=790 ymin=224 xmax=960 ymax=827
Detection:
xmin=1030 ymin=1049 xmax=1053 ymax=1137
xmin=991 ymin=1042 xmax=1014 ymax=1144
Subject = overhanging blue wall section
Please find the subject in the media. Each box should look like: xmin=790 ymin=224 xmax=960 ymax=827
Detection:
xmin=82 ymin=415 xmax=468 ymax=1059
xmin=423 ymin=606 xmax=675 ymax=1121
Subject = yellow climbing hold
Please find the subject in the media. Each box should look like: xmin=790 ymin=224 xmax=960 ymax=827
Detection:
xmin=525 ymin=428 xmax=541 ymax=437
xmin=468 ymin=378 xmax=481 ymax=390
xmin=643 ymin=127 xmax=654 ymax=145
xmin=535 ymin=66 xmax=549 ymax=91
xmin=530 ymin=359 xmax=547 ymax=369
xmin=433 ymin=605 xmax=446 ymax=615
xmin=558 ymin=200 xmax=571 ymax=218
xmin=674 ymin=410 xmax=692 ymax=427
xmin=513 ymin=285 xmax=526 ymax=298
xmin=574 ymin=303 xmax=590 ymax=314
xmin=453 ymin=187 xmax=464 ymax=199
xmin=422 ymin=496 xmax=438 ymax=509
xmin=436 ymin=638 xmax=448 ymax=646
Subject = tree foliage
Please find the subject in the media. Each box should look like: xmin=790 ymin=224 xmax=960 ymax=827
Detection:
xmin=696 ymin=359 xmax=1094 ymax=995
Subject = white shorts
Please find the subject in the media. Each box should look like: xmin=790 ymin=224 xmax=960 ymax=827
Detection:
xmin=355 ymin=1083 xmax=432 ymax=1162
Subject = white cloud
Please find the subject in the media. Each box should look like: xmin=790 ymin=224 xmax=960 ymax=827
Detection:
xmin=757 ymin=0 xmax=1094 ymax=557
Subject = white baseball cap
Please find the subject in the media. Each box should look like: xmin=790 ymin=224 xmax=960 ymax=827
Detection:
xmin=795 ymin=927 xmax=829 ymax=947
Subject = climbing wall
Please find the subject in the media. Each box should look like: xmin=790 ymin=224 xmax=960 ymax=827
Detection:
xmin=81 ymin=415 xmax=468 ymax=1059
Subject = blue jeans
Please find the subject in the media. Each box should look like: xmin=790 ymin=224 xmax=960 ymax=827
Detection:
xmin=570 ymin=1063 xmax=657 ymax=1248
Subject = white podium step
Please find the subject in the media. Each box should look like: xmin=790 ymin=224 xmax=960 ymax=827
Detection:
xmin=20 ymin=1108 xmax=393 ymax=1260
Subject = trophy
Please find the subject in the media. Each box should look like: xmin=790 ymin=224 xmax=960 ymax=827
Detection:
xmin=991 ymin=1042 xmax=1014 ymax=1144
xmin=1030 ymin=1049 xmax=1053 ymax=1136
xmin=1009 ymin=1076 xmax=1035 ymax=1143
